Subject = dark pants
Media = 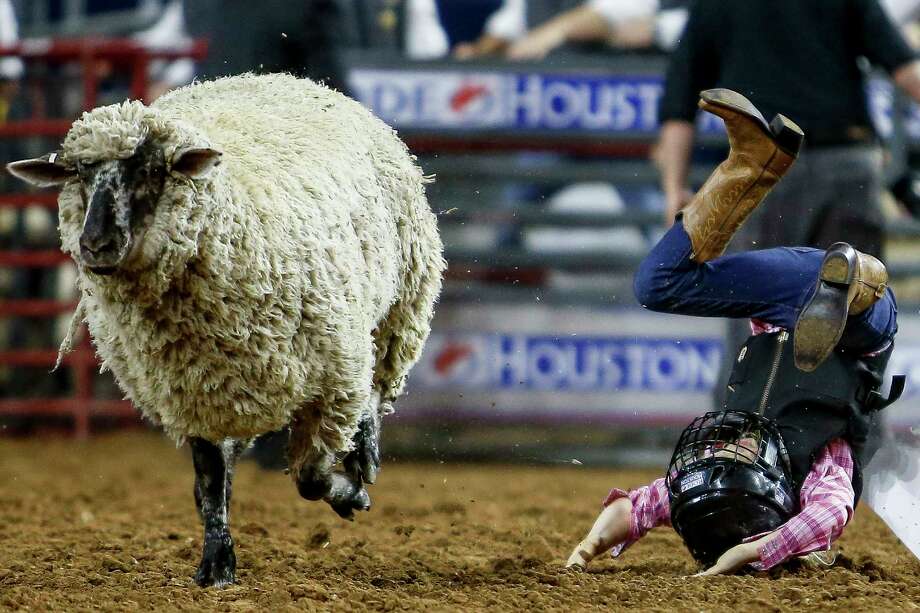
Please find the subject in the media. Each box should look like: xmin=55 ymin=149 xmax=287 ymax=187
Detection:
xmin=634 ymin=220 xmax=898 ymax=354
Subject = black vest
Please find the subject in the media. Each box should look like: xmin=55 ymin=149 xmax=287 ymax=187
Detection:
xmin=723 ymin=330 xmax=899 ymax=504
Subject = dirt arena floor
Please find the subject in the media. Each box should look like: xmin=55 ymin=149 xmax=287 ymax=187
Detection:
xmin=1 ymin=432 xmax=919 ymax=611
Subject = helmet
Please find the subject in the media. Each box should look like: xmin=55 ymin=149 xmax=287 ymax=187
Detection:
xmin=666 ymin=410 xmax=797 ymax=567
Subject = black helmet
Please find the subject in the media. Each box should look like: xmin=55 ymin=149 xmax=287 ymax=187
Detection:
xmin=666 ymin=410 xmax=797 ymax=567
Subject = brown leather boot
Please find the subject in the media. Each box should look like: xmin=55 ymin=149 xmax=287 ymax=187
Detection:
xmin=681 ymin=89 xmax=804 ymax=262
xmin=793 ymin=242 xmax=889 ymax=372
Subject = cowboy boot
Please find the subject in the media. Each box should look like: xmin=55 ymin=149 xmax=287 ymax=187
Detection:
xmin=681 ymin=89 xmax=804 ymax=262
xmin=793 ymin=242 xmax=888 ymax=372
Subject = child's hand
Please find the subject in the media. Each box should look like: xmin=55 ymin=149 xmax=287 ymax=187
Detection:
xmin=563 ymin=498 xmax=633 ymax=569
xmin=695 ymin=542 xmax=759 ymax=575
xmin=565 ymin=545 xmax=592 ymax=569
xmin=695 ymin=533 xmax=773 ymax=576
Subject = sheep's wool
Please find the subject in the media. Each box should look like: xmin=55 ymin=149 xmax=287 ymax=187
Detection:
xmin=57 ymin=74 xmax=444 ymax=457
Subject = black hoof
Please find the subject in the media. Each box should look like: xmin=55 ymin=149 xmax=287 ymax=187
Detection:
xmin=329 ymin=486 xmax=371 ymax=521
xmin=195 ymin=538 xmax=236 ymax=588
xmin=297 ymin=470 xmax=332 ymax=501
xmin=326 ymin=470 xmax=371 ymax=520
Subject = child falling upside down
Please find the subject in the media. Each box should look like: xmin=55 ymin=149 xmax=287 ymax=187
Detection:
xmin=567 ymin=89 xmax=902 ymax=575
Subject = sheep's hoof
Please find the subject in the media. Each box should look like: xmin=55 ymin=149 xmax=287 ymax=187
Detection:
xmin=195 ymin=538 xmax=236 ymax=588
xmin=326 ymin=470 xmax=371 ymax=520
xmin=297 ymin=464 xmax=372 ymax=519
xmin=329 ymin=485 xmax=371 ymax=521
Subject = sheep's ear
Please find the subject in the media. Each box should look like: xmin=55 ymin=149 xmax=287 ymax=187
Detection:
xmin=7 ymin=154 xmax=75 ymax=187
xmin=172 ymin=147 xmax=222 ymax=179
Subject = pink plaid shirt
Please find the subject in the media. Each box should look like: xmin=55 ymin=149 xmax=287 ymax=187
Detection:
xmin=604 ymin=437 xmax=855 ymax=570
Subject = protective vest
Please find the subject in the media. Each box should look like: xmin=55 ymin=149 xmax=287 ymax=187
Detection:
xmin=723 ymin=329 xmax=903 ymax=503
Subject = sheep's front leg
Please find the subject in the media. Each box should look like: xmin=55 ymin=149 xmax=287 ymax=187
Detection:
xmin=190 ymin=438 xmax=237 ymax=587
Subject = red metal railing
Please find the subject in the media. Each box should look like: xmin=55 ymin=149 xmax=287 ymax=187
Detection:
xmin=0 ymin=37 xmax=208 ymax=437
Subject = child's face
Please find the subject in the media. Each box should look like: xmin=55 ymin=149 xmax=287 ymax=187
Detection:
xmin=705 ymin=435 xmax=760 ymax=463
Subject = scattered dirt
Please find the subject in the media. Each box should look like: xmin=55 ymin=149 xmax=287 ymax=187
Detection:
xmin=1 ymin=432 xmax=919 ymax=611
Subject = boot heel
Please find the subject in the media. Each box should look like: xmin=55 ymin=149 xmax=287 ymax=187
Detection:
xmin=769 ymin=114 xmax=804 ymax=157
xmin=794 ymin=243 xmax=863 ymax=371
xmin=819 ymin=243 xmax=857 ymax=286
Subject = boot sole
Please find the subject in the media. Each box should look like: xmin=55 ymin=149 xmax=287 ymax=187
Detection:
xmin=699 ymin=89 xmax=805 ymax=157
xmin=793 ymin=246 xmax=858 ymax=372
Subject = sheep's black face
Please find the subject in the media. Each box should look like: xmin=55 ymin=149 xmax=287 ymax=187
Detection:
xmin=75 ymin=141 xmax=167 ymax=275
xmin=7 ymin=142 xmax=221 ymax=275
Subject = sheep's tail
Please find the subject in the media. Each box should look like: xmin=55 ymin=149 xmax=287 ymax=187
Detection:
xmin=54 ymin=298 xmax=86 ymax=372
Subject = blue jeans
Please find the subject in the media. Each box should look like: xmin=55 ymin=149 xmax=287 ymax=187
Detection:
xmin=633 ymin=220 xmax=898 ymax=353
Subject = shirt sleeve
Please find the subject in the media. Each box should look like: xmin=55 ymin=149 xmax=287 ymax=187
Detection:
xmin=753 ymin=440 xmax=855 ymax=570
xmin=658 ymin=0 xmax=721 ymax=123
xmin=603 ymin=477 xmax=671 ymax=557
xmin=484 ymin=0 xmax=527 ymax=41
xmin=854 ymin=0 xmax=917 ymax=73
xmin=654 ymin=8 xmax=689 ymax=51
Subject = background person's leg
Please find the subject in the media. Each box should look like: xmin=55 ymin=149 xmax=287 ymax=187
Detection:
xmin=806 ymin=146 xmax=885 ymax=259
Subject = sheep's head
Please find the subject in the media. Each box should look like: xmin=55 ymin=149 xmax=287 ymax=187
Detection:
xmin=6 ymin=102 xmax=221 ymax=275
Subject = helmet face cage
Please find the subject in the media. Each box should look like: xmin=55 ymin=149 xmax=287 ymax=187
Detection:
xmin=665 ymin=410 xmax=797 ymax=566
xmin=666 ymin=410 xmax=791 ymax=493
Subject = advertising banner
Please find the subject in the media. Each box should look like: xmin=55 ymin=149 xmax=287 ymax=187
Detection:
xmin=399 ymin=305 xmax=920 ymax=429
xmin=348 ymin=68 xmax=724 ymax=134
xmin=348 ymin=66 xmax=906 ymax=139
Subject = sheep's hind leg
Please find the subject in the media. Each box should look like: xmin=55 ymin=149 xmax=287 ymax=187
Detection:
xmin=296 ymin=452 xmax=371 ymax=520
xmin=190 ymin=438 xmax=241 ymax=587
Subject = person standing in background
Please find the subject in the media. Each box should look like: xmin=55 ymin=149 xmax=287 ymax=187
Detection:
xmin=658 ymin=0 xmax=920 ymax=256
xmin=655 ymin=0 xmax=920 ymax=406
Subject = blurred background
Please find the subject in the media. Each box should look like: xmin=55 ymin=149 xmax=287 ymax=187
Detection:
xmin=2 ymin=0 xmax=920 ymax=467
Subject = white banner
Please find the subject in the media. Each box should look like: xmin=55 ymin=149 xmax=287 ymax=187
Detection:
xmin=398 ymin=305 xmax=920 ymax=429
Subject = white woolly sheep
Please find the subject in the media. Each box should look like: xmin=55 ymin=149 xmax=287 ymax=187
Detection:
xmin=8 ymin=73 xmax=445 ymax=587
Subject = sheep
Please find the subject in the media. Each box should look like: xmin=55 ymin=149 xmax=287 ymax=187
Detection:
xmin=7 ymin=73 xmax=445 ymax=587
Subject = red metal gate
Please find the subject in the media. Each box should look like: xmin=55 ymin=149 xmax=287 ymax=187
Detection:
xmin=0 ymin=37 xmax=207 ymax=437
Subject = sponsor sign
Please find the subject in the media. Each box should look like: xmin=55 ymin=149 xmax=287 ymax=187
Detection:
xmin=348 ymin=68 xmax=724 ymax=134
xmin=349 ymin=67 xmax=912 ymax=138
xmin=398 ymin=305 xmax=723 ymax=424
xmin=397 ymin=305 xmax=920 ymax=428
xmin=413 ymin=332 xmax=721 ymax=393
